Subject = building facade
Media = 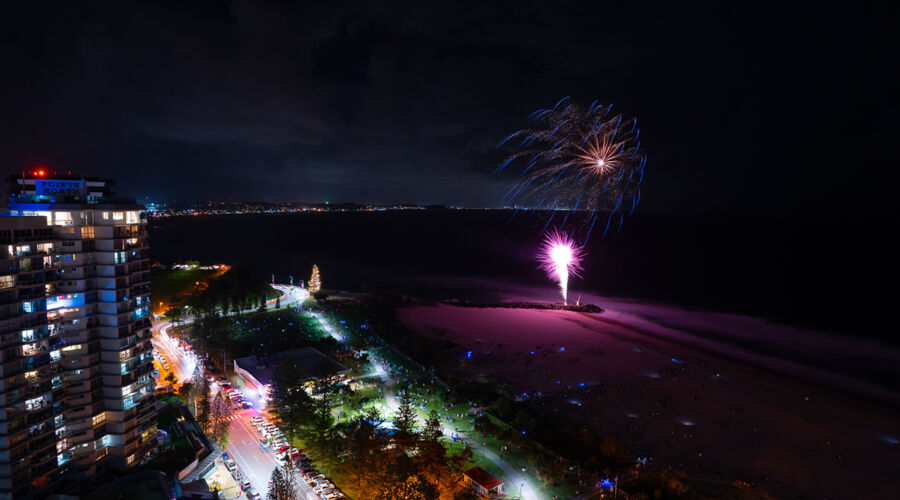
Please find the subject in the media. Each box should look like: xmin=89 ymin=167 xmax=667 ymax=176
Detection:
xmin=0 ymin=217 xmax=65 ymax=497
xmin=0 ymin=173 xmax=157 ymax=498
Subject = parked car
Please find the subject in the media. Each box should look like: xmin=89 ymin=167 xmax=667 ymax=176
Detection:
xmin=306 ymin=474 xmax=325 ymax=485
xmin=246 ymin=486 xmax=261 ymax=499
xmin=314 ymin=482 xmax=335 ymax=493
xmin=223 ymin=459 xmax=237 ymax=471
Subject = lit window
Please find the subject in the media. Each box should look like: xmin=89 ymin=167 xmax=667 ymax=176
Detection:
xmin=102 ymin=212 xmax=109 ymax=220
xmin=93 ymin=412 xmax=106 ymax=426
xmin=53 ymin=212 xmax=73 ymax=226
xmin=113 ymin=212 xmax=124 ymax=220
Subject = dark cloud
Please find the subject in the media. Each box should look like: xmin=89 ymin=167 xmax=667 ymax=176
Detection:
xmin=0 ymin=1 xmax=895 ymax=212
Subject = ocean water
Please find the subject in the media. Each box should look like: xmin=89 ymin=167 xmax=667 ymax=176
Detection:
xmin=149 ymin=210 xmax=897 ymax=341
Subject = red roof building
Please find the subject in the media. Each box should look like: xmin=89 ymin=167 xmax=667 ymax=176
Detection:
xmin=335 ymin=349 xmax=359 ymax=360
xmin=462 ymin=467 xmax=504 ymax=497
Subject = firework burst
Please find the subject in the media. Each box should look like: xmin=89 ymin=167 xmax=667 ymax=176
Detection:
xmin=497 ymin=97 xmax=646 ymax=243
xmin=538 ymin=229 xmax=584 ymax=304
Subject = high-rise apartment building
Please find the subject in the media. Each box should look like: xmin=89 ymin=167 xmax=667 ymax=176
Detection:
xmin=0 ymin=216 xmax=64 ymax=498
xmin=0 ymin=172 xmax=156 ymax=499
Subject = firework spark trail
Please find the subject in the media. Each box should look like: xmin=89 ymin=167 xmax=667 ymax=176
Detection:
xmin=538 ymin=230 xmax=584 ymax=304
xmin=496 ymin=98 xmax=646 ymax=245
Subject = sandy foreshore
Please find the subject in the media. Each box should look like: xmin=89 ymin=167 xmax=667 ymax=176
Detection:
xmin=397 ymin=282 xmax=900 ymax=499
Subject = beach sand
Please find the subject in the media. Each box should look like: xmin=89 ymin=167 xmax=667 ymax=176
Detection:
xmin=398 ymin=283 xmax=900 ymax=498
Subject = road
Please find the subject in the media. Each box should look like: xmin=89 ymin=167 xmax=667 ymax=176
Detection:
xmin=151 ymin=284 xmax=317 ymax=498
xmin=153 ymin=321 xmax=197 ymax=383
xmin=152 ymin=284 xmax=308 ymax=384
xmin=226 ymin=408 xmax=320 ymax=499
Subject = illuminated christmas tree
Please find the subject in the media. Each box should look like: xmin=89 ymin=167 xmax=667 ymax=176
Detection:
xmin=308 ymin=264 xmax=321 ymax=293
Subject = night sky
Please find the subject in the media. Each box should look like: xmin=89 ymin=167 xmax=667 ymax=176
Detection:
xmin=1 ymin=2 xmax=895 ymax=214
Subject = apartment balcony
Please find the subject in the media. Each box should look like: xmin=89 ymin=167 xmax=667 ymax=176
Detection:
xmin=0 ymin=375 xmax=26 ymax=395
xmin=0 ymin=427 xmax=28 ymax=450
xmin=56 ymin=451 xmax=74 ymax=467
xmin=1 ymin=415 xmax=28 ymax=436
xmin=0 ymin=257 xmax=15 ymax=273
xmin=0 ymin=346 xmax=19 ymax=364
xmin=25 ymin=406 xmax=54 ymax=426
xmin=0 ymin=361 xmax=26 ymax=382
xmin=22 ymin=353 xmax=52 ymax=372
xmin=24 ymin=380 xmax=53 ymax=399
xmin=124 ymin=240 xmax=147 ymax=251
xmin=0 ymin=387 xmax=25 ymax=410
xmin=0 ymin=454 xmax=30 ymax=478
xmin=13 ymin=274 xmax=46 ymax=288
xmin=31 ymin=441 xmax=60 ymax=463
xmin=129 ymin=262 xmax=150 ymax=273
xmin=27 ymin=421 xmax=54 ymax=440
xmin=21 ymin=342 xmax=49 ymax=357
xmin=63 ymin=352 xmax=100 ymax=370
xmin=130 ymin=272 xmax=150 ymax=285
xmin=15 ymin=288 xmax=45 ymax=302
xmin=62 ymin=326 xmax=98 ymax=343
xmin=0 ymin=291 xmax=18 ymax=307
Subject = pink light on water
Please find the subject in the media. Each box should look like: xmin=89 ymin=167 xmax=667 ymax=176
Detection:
xmin=538 ymin=230 xmax=584 ymax=304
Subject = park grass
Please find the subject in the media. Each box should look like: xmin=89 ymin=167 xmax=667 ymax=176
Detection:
xmin=151 ymin=267 xmax=228 ymax=313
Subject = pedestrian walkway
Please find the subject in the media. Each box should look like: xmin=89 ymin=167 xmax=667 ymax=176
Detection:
xmin=373 ymin=358 xmax=543 ymax=500
xmin=207 ymin=458 xmax=242 ymax=499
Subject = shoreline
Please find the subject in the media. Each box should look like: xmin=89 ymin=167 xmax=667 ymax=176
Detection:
xmin=394 ymin=287 xmax=900 ymax=499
